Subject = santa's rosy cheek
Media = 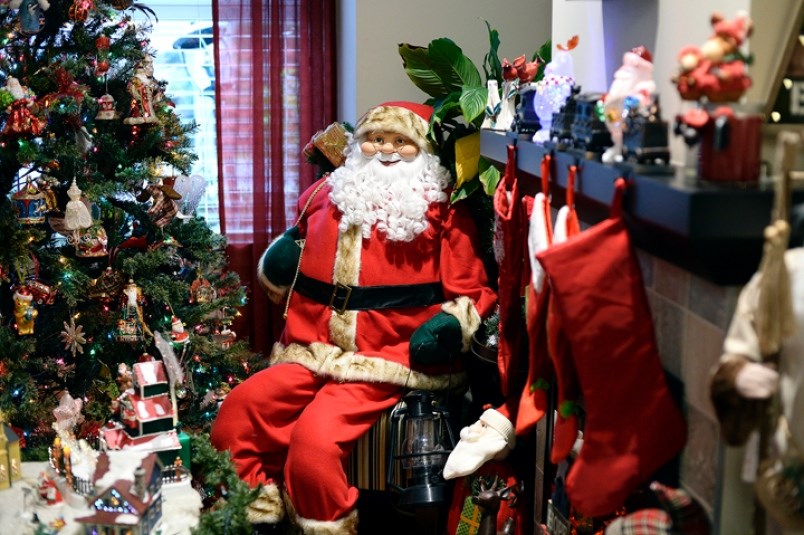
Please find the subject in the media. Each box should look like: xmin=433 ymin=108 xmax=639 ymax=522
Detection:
xmin=397 ymin=144 xmax=419 ymax=161
xmin=360 ymin=140 xmax=378 ymax=157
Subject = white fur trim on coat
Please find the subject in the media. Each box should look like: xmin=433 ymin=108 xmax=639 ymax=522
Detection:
xmin=441 ymin=296 xmax=483 ymax=352
xmin=247 ymin=482 xmax=285 ymax=525
xmin=270 ymin=342 xmax=466 ymax=391
xmin=329 ymin=225 xmax=362 ymax=351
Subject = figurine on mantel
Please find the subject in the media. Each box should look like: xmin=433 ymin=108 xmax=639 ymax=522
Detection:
xmin=528 ymin=36 xmax=577 ymax=143
xmin=672 ymin=11 xmax=761 ymax=182
xmin=674 ymin=11 xmax=753 ymax=103
xmin=601 ymin=46 xmax=657 ymax=163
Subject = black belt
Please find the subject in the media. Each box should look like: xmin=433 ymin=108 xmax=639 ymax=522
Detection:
xmin=294 ymin=273 xmax=444 ymax=313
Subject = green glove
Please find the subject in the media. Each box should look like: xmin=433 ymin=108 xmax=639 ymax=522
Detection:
xmin=259 ymin=226 xmax=302 ymax=287
xmin=410 ymin=312 xmax=463 ymax=365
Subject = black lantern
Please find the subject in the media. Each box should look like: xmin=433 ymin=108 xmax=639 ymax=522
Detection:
xmin=387 ymin=390 xmax=456 ymax=507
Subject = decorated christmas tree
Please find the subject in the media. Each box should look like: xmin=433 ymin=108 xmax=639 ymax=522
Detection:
xmin=0 ymin=0 xmax=257 ymax=463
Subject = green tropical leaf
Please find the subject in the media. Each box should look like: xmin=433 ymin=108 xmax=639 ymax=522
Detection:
xmin=428 ymin=38 xmax=482 ymax=92
xmin=459 ymin=86 xmax=488 ymax=124
xmin=399 ymin=43 xmax=448 ymax=98
xmin=450 ymin=175 xmax=480 ymax=204
xmin=483 ymin=20 xmax=502 ymax=83
xmin=431 ymin=93 xmax=462 ymax=126
xmin=535 ymin=39 xmax=552 ymax=82
xmin=478 ymin=157 xmax=501 ymax=196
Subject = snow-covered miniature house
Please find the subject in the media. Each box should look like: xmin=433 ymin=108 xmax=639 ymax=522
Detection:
xmin=75 ymin=450 xmax=164 ymax=535
xmin=0 ymin=422 xmax=22 ymax=489
xmin=101 ymin=357 xmax=182 ymax=466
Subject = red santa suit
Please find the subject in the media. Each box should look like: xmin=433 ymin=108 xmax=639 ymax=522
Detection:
xmin=211 ymin=102 xmax=496 ymax=534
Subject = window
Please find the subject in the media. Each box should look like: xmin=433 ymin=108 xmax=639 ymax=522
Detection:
xmin=135 ymin=1 xmax=220 ymax=232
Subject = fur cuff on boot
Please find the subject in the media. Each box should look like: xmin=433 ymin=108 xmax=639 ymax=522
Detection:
xmin=248 ymin=482 xmax=286 ymax=526
xmin=283 ymin=491 xmax=359 ymax=535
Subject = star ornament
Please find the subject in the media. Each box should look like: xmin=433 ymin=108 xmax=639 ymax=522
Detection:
xmin=60 ymin=317 xmax=87 ymax=356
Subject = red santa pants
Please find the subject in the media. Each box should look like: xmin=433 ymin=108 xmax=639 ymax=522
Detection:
xmin=211 ymin=362 xmax=404 ymax=521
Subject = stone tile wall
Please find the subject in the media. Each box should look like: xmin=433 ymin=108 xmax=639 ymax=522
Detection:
xmin=640 ymin=251 xmax=759 ymax=534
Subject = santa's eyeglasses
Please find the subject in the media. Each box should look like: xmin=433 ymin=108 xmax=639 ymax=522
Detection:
xmin=368 ymin=131 xmax=416 ymax=152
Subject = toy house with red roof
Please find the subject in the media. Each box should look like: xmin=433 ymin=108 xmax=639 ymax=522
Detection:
xmin=75 ymin=450 xmax=164 ymax=535
xmin=101 ymin=357 xmax=181 ymax=466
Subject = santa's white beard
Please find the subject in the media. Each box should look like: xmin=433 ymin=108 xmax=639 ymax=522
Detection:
xmin=328 ymin=146 xmax=450 ymax=242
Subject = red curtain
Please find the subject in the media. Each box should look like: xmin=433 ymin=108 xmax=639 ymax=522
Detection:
xmin=212 ymin=0 xmax=337 ymax=356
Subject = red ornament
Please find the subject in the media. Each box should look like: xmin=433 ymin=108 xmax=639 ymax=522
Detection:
xmin=68 ymin=0 xmax=95 ymax=22
xmin=95 ymin=35 xmax=111 ymax=76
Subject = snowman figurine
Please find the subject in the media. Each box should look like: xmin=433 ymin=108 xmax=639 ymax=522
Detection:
xmin=530 ymin=38 xmax=577 ymax=143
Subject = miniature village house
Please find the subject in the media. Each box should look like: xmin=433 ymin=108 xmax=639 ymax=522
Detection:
xmin=101 ymin=357 xmax=183 ymax=466
xmin=75 ymin=450 xmax=164 ymax=535
xmin=0 ymin=417 xmax=22 ymax=490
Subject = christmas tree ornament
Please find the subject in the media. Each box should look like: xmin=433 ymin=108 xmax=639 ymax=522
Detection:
xmin=169 ymin=315 xmax=190 ymax=345
xmin=88 ymin=266 xmax=125 ymax=301
xmin=36 ymin=174 xmax=59 ymax=213
xmin=64 ymin=179 xmax=93 ymax=231
xmin=145 ymin=181 xmax=180 ymax=228
xmin=124 ymin=56 xmax=161 ymax=125
xmin=23 ymin=278 xmax=58 ymax=305
xmin=73 ymin=221 xmax=109 ymax=257
xmin=94 ymin=35 xmax=111 ymax=76
xmin=114 ymin=279 xmax=151 ymax=343
xmin=42 ymin=66 xmax=88 ymax=110
xmin=67 ymin=0 xmax=93 ymax=22
xmin=190 ymin=275 xmax=216 ymax=304
xmin=13 ymin=286 xmax=38 ymax=335
xmin=212 ymin=324 xmax=236 ymax=349
xmin=95 ymin=94 xmax=116 ymax=120
xmin=1 ymin=90 xmax=45 ymax=137
xmin=12 ymin=179 xmax=48 ymax=224
xmin=172 ymin=174 xmax=207 ymax=219
xmin=52 ymin=390 xmax=84 ymax=439
xmin=8 ymin=0 xmax=50 ymax=35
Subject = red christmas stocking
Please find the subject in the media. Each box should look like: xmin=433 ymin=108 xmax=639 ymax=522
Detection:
xmin=515 ymin=155 xmax=555 ymax=435
xmin=536 ymin=179 xmax=687 ymax=518
xmin=547 ymin=165 xmax=583 ymax=463
xmin=493 ymin=145 xmax=528 ymax=397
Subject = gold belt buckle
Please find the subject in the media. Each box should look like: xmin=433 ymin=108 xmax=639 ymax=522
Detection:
xmin=329 ymin=282 xmax=352 ymax=314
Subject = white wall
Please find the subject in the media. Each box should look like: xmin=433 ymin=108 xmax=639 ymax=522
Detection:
xmin=337 ymin=0 xmax=552 ymax=124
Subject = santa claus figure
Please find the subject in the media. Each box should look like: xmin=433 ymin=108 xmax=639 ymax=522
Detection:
xmin=601 ymin=46 xmax=657 ymax=163
xmin=211 ymin=102 xmax=496 ymax=533
xmin=675 ymin=11 xmax=753 ymax=103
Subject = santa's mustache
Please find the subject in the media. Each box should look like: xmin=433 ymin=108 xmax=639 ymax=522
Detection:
xmin=375 ymin=152 xmax=403 ymax=163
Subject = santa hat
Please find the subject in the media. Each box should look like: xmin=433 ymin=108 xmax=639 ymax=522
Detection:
xmin=623 ymin=45 xmax=654 ymax=71
xmin=353 ymin=101 xmax=434 ymax=154
xmin=14 ymin=286 xmax=32 ymax=302
xmin=712 ymin=11 xmax=753 ymax=47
